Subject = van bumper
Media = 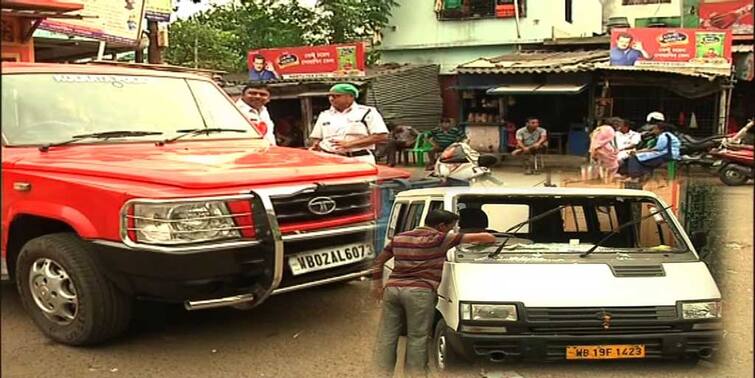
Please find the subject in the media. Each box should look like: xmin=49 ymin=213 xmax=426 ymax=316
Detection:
xmin=445 ymin=328 xmax=723 ymax=362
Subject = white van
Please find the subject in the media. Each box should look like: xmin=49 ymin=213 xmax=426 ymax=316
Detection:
xmin=382 ymin=187 xmax=722 ymax=369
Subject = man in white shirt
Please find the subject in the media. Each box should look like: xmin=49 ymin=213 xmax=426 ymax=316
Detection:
xmin=613 ymin=118 xmax=641 ymax=161
xmin=309 ymin=83 xmax=389 ymax=165
xmin=235 ymin=83 xmax=276 ymax=145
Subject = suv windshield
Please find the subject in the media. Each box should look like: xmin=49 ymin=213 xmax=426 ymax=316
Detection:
xmin=1 ymin=73 xmax=260 ymax=146
xmin=455 ymin=194 xmax=689 ymax=258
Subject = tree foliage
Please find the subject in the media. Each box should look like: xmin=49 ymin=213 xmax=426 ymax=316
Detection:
xmin=166 ymin=0 xmax=399 ymax=72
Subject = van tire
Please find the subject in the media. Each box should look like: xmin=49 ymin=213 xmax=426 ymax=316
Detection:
xmin=15 ymin=233 xmax=132 ymax=345
xmin=430 ymin=319 xmax=462 ymax=371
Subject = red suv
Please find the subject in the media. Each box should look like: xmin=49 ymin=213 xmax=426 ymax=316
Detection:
xmin=1 ymin=63 xmax=377 ymax=345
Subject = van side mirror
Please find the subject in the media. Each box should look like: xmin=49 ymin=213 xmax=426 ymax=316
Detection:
xmin=691 ymin=231 xmax=708 ymax=253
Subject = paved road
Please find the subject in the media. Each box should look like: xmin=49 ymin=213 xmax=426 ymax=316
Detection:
xmin=2 ymin=170 xmax=752 ymax=378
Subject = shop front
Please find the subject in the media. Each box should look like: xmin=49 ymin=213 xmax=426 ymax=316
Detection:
xmin=1 ymin=0 xmax=83 ymax=62
xmin=455 ymin=50 xmax=607 ymax=155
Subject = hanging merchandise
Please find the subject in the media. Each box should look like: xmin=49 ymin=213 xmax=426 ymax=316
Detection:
xmin=678 ymin=112 xmax=686 ymax=128
xmin=689 ymin=112 xmax=699 ymax=129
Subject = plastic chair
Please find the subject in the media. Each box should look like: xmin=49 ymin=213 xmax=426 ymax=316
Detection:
xmin=408 ymin=131 xmax=434 ymax=166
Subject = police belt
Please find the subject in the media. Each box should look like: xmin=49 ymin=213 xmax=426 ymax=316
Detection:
xmin=336 ymin=149 xmax=371 ymax=157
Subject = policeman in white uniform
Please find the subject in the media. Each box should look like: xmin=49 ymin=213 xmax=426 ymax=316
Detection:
xmin=309 ymin=83 xmax=389 ymax=165
xmin=235 ymin=82 xmax=276 ymax=145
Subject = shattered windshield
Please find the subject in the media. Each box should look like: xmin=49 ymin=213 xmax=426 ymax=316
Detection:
xmin=1 ymin=74 xmax=260 ymax=146
xmin=454 ymin=194 xmax=690 ymax=260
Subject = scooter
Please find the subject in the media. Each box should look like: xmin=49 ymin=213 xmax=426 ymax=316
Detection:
xmin=711 ymin=121 xmax=754 ymax=186
xmin=430 ymin=141 xmax=502 ymax=186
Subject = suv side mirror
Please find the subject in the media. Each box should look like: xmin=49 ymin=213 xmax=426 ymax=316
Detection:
xmin=691 ymin=231 xmax=708 ymax=253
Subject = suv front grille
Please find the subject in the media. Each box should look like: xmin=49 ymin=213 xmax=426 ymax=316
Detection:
xmin=271 ymin=183 xmax=371 ymax=225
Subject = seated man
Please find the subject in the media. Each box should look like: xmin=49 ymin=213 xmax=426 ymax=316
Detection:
xmin=612 ymin=118 xmax=641 ymax=161
xmin=427 ymin=118 xmax=466 ymax=169
xmin=378 ymin=122 xmax=418 ymax=167
xmin=619 ymin=122 xmax=681 ymax=179
xmin=512 ymin=117 xmax=548 ymax=174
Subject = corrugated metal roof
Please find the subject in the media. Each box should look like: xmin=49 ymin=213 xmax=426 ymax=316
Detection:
xmin=595 ymin=63 xmax=730 ymax=80
xmin=456 ymin=50 xmax=609 ymax=74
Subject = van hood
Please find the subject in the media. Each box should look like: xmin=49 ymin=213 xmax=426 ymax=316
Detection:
xmin=3 ymin=140 xmax=376 ymax=189
xmin=451 ymin=262 xmax=720 ymax=307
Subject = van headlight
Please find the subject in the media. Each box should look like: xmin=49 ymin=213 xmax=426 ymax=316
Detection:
xmin=460 ymin=303 xmax=518 ymax=321
xmin=681 ymin=301 xmax=722 ymax=320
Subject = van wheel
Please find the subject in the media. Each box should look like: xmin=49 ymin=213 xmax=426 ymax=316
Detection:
xmin=431 ymin=319 xmax=461 ymax=371
xmin=15 ymin=233 xmax=132 ymax=345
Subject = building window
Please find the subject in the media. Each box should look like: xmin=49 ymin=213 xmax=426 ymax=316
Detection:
xmin=621 ymin=0 xmax=671 ymax=5
xmin=565 ymin=0 xmax=572 ymax=23
xmin=436 ymin=0 xmax=526 ymax=20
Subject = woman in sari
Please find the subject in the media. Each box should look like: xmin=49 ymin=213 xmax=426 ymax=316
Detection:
xmin=589 ymin=121 xmax=619 ymax=180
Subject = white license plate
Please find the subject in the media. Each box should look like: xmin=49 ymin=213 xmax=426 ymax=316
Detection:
xmin=288 ymin=243 xmax=374 ymax=276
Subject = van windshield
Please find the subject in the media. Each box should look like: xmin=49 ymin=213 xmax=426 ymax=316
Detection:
xmin=1 ymin=74 xmax=260 ymax=146
xmin=454 ymin=194 xmax=689 ymax=258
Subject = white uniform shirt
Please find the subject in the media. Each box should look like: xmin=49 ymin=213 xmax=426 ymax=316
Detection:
xmin=615 ymin=129 xmax=641 ymax=160
xmin=310 ymin=103 xmax=388 ymax=153
xmin=235 ymin=99 xmax=276 ymax=145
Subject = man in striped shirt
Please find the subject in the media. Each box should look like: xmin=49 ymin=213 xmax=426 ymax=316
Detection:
xmin=427 ymin=118 xmax=466 ymax=169
xmin=371 ymin=210 xmax=495 ymax=375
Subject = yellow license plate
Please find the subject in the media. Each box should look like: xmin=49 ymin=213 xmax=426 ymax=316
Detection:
xmin=565 ymin=344 xmax=645 ymax=360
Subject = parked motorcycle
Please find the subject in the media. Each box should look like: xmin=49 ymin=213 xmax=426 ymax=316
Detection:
xmin=710 ymin=120 xmax=754 ymax=186
xmin=430 ymin=141 xmax=502 ymax=186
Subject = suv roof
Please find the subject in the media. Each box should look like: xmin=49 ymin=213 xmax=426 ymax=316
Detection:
xmin=394 ymin=186 xmax=661 ymax=200
xmin=1 ymin=62 xmax=209 ymax=81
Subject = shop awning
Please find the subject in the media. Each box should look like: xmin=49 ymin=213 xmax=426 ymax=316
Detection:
xmin=486 ymin=82 xmax=588 ymax=95
xmin=456 ymin=50 xmax=609 ymax=75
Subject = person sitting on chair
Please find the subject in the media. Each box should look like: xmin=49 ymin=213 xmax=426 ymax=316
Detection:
xmin=378 ymin=122 xmax=418 ymax=167
xmin=618 ymin=122 xmax=680 ymax=180
xmin=427 ymin=118 xmax=465 ymax=170
xmin=512 ymin=117 xmax=548 ymax=175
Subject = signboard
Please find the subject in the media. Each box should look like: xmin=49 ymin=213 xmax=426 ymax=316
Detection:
xmin=40 ymin=0 xmax=146 ymax=46
xmin=145 ymin=0 xmax=172 ymax=22
xmin=699 ymin=0 xmax=753 ymax=35
xmin=247 ymin=43 xmax=366 ymax=81
xmin=609 ymin=28 xmax=732 ymax=69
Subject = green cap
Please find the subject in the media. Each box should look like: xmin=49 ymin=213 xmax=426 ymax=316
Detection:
xmin=329 ymin=83 xmax=359 ymax=98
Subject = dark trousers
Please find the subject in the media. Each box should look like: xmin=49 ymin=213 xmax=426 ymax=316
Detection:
xmin=381 ymin=139 xmax=413 ymax=166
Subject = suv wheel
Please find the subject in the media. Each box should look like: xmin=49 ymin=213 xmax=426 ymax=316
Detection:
xmin=431 ymin=318 xmax=461 ymax=371
xmin=16 ymin=233 xmax=132 ymax=345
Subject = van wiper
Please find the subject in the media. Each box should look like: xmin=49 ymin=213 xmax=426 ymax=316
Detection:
xmin=39 ymin=131 xmax=163 ymax=152
xmin=580 ymin=205 xmax=672 ymax=258
xmin=488 ymin=205 xmax=567 ymax=258
xmin=157 ymin=128 xmax=248 ymax=145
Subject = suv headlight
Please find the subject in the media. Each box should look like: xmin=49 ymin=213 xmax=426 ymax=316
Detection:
xmin=123 ymin=197 xmax=255 ymax=246
xmin=460 ymin=303 xmax=518 ymax=321
xmin=681 ymin=301 xmax=722 ymax=320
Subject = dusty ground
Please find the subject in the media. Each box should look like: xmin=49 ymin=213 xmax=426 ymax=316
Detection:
xmin=2 ymin=168 xmax=752 ymax=378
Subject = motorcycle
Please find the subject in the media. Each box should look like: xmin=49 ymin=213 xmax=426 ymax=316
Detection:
xmin=638 ymin=125 xmax=726 ymax=168
xmin=430 ymin=141 xmax=502 ymax=186
xmin=710 ymin=120 xmax=754 ymax=186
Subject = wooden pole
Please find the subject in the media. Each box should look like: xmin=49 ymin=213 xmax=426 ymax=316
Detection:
xmin=147 ymin=20 xmax=163 ymax=64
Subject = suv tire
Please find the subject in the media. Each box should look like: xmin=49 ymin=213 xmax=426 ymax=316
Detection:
xmin=16 ymin=233 xmax=132 ymax=345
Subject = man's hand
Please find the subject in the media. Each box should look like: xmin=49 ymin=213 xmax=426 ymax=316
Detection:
xmin=371 ymin=284 xmax=384 ymax=303
xmin=330 ymin=139 xmax=351 ymax=152
xmin=632 ymin=41 xmax=645 ymax=53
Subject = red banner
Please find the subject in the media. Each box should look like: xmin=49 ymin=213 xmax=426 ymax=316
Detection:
xmin=247 ymin=43 xmax=366 ymax=81
xmin=610 ymin=28 xmax=732 ymax=69
xmin=699 ymin=0 xmax=754 ymax=36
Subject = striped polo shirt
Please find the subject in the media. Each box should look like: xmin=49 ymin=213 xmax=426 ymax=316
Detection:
xmin=430 ymin=126 xmax=465 ymax=149
xmin=372 ymin=227 xmax=463 ymax=291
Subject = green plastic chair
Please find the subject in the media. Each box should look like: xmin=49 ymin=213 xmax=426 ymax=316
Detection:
xmin=408 ymin=131 xmax=434 ymax=166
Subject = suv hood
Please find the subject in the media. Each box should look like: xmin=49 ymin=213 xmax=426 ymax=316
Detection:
xmin=450 ymin=262 xmax=720 ymax=307
xmin=4 ymin=141 xmax=376 ymax=189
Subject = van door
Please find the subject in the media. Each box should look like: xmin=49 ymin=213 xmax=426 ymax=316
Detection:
xmin=382 ymin=200 xmax=426 ymax=284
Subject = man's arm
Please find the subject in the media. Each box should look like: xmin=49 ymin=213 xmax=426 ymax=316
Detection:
xmin=370 ymin=243 xmax=395 ymax=300
xmin=333 ymin=133 xmax=389 ymax=150
xmin=461 ymin=232 xmax=496 ymax=244
xmin=534 ymin=130 xmax=548 ymax=147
